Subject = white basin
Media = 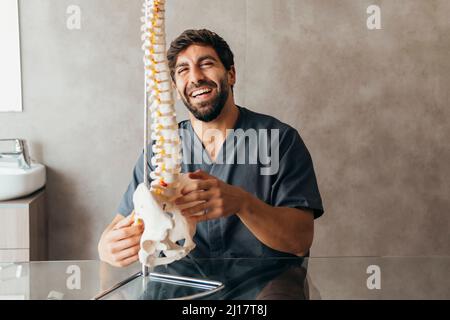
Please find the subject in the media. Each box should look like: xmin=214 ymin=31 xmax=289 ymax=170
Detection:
xmin=0 ymin=163 xmax=46 ymax=201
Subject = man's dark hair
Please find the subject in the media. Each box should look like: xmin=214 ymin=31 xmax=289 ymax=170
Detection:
xmin=167 ymin=29 xmax=235 ymax=81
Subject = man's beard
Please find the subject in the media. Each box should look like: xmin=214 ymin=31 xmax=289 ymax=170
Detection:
xmin=180 ymin=76 xmax=229 ymax=123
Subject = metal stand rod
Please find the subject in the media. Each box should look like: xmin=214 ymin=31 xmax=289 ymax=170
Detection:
xmin=141 ymin=0 xmax=150 ymax=277
xmin=142 ymin=264 xmax=149 ymax=277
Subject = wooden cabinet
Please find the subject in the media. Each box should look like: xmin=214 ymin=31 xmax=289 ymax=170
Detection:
xmin=0 ymin=189 xmax=47 ymax=262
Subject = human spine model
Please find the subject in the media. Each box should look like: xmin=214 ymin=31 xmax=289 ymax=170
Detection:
xmin=132 ymin=0 xmax=196 ymax=268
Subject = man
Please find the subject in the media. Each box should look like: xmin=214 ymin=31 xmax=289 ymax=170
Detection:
xmin=98 ymin=29 xmax=324 ymax=267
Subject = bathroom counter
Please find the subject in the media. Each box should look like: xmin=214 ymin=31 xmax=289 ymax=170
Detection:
xmin=0 ymin=256 xmax=449 ymax=299
xmin=0 ymin=188 xmax=44 ymax=208
xmin=0 ymin=188 xmax=47 ymax=262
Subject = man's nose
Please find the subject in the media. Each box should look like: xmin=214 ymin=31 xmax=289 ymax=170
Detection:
xmin=188 ymin=66 xmax=206 ymax=85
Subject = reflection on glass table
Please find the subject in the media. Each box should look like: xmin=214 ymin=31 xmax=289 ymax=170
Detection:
xmin=0 ymin=257 xmax=449 ymax=300
xmin=100 ymin=257 xmax=308 ymax=300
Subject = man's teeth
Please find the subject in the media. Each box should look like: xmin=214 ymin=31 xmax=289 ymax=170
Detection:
xmin=192 ymin=88 xmax=212 ymax=97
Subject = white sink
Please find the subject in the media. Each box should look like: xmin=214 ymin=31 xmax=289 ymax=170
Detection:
xmin=0 ymin=163 xmax=46 ymax=201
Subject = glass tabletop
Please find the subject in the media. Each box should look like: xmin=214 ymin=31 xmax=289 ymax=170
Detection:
xmin=0 ymin=256 xmax=449 ymax=300
xmin=0 ymin=260 xmax=140 ymax=300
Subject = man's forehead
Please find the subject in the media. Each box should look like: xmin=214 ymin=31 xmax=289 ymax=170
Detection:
xmin=175 ymin=44 xmax=219 ymax=64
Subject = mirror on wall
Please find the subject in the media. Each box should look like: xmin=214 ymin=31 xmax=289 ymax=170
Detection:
xmin=0 ymin=0 xmax=22 ymax=112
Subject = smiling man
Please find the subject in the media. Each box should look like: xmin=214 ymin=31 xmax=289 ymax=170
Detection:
xmin=173 ymin=44 xmax=230 ymax=123
xmin=98 ymin=29 xmax=324 ymax=267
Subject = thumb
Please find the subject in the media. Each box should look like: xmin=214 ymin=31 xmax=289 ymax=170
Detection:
xmin=113 ymin=211 xmax=135 ymax=230
xmin=188 ymin=169 xmax=211 ymax=180
xmin=107 ymin=214 xmax=124 ymax=231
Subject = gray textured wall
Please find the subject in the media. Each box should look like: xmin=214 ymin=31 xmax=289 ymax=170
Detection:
xmin=1 ymin=0 xmax=449 ymax=260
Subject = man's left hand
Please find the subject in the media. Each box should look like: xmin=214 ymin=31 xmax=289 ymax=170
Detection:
xmin=174 ymin=169 xmax=250 ymax=222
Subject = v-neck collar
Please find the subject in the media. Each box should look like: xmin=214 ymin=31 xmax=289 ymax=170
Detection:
xmin=187 ymin=106 xmax=245 ymax=166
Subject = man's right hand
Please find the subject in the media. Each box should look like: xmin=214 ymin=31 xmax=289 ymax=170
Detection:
xmin=98 ymin=212 xmax=144 ymax=267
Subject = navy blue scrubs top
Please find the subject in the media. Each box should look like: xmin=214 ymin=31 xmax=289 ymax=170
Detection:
xmin=117 ymin=106 xmax=324 ymax=258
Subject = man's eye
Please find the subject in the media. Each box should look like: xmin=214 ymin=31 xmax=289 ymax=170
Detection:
xmin=177 ymin=68 xmax=187 ymax=74
xmin=201 ymin=62 xmax=213 ymax=67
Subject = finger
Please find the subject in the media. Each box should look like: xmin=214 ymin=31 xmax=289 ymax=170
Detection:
xmin=117 ymin=253 xmax=139 ymax=267
xmin=108 ymin=224 xmax=144 ymax=242
xmin=111 ymin=235 xmax=141 ymax=253
xmin=113 ymin=244 xmax=140 ymax=262
xmin=181 ymin=200 xmax=213 ymax=217
xmin=188 ymin=170 xmax=212 ymax=180
xmin=175 ymin=190 xmax=212 ymax=206
xmin=188 ymin=208 xmax=219 ymax=223
xmin=180 ymin=179 xmax=216 ymax=195
xmin=113 ymin=211 xmax=135 ymax=230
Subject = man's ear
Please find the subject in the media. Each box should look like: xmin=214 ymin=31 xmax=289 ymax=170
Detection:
xmin=228 ymin=65 xmax=236 ymax=86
